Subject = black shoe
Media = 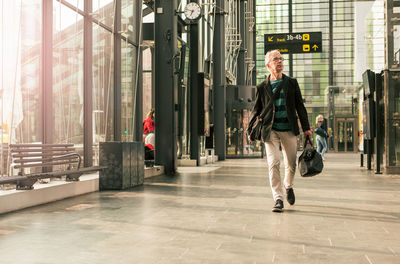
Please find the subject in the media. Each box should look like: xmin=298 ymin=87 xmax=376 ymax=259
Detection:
xmin=272 ymin=199 xmax=284 ymax=212
xmin=286 ymin=188 xmax=295 ymax=205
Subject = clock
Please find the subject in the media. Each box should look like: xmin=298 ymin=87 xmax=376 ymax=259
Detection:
xmin=184 ymin=2 xmax=202 ymax=21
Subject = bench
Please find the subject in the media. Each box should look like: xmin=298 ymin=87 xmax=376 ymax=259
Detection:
xmin=0 ymin=144 xmax=105 ymax=190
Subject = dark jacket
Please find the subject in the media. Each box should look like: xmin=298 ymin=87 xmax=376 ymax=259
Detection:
xmin=315 ymin=127 xmax=328 ymax=138
xmin=247 ymin=74 xmax=310 ymax=141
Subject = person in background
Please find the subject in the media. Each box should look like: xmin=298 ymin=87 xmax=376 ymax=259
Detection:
xmin=315 ymin=115 xmax=328 ymax=160
xmin=144 ymin=133 xmax=155 ymax=160
xmin=143 ymin=109 xmax=155 ymax=161
xmin=143 ymin=109 xmax=155 ymax=136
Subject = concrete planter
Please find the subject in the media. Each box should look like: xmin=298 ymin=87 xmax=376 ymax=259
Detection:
xmin=99 ymin=142 xmax=144 ymax=190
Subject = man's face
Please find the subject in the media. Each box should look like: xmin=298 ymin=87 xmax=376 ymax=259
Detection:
xmin=267 ymin=52 xmax=284 ymax=73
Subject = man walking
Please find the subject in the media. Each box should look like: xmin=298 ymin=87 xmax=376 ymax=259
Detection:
xmin=248 ymin=50 xmax=312 ymax=212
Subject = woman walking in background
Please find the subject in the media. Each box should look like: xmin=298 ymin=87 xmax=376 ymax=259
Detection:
xmin=315 ymin=115 xmax=328 ymax=160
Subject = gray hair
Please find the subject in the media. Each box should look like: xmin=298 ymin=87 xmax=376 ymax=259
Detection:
xmin=265 ymin=50 xmax=281 ymax=65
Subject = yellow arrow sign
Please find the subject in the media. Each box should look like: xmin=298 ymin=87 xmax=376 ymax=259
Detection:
xmin=312 ymin=45 xmax=318 ymax=51
xmin=268 ymin=36 xmax=274 ymax=42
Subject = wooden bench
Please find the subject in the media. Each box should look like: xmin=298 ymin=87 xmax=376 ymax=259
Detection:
xmin=0 ymin=144 xmax=104 ymax=190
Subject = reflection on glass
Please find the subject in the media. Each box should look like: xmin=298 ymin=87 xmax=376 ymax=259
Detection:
xmin=347 ymin=121 xmax=354 ymax=151
xmin=93 ymin=24 xmax=114 ymax=165
xmin=337 ymin=121 xmax=345 ymax=151
xmin=143 ymin=48 xmax=152 ymax=122
xmin=53 ymin=4 xmax=84 ymax=149
xmin=1 ymin=1 xmax=41 ymax=175
xmin=121 ymin=0 xmax=134 ymax=40
xmin=226 ymin=109 xmax=262 ymax=157
xmin=18 ymin=1 xmax=42 ymax=144
xmin=180 ymin=45 xmax=190 ymax=158
xmin=92 ymin=0 xmax=115 ymax=28
xmin=121 ymin=40 xmax=135 ymax=141
xmin=63 ymin=0 xmax=83 ymax=11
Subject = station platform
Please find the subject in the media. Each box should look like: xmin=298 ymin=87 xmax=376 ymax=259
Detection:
xmin=0 ymin=153 xmax=399 ymax=263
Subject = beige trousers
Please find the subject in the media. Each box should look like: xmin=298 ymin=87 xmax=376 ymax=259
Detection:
xmin=264 ymin=130 xmax=298 ymax=202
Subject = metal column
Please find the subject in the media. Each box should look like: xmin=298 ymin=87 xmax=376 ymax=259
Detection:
xmin=133 ymin=1 xmax=143 ymax=142
xmin=155 ymin=0 xmax=178 ymax=174
xmin=83 ymin=0 xmax=93 ymax=166
xmin=329 ymin=0 xmax=334 ymax=85
xmin=383 ymin=0 xmax=400 ymax=173
xmin=252 ymin=0 xmax=257 ymax=85
xmin=288 ymin=0 xmax=293 ymax=77
xmin=237 ymin=0 xmax=245 ymax=85
xmin=42 ymin=0 xmax=54 ymax=144
xmin=375 ymin=73 xmax=383 ymax=174
xmin=213 ymin=0 xmax=226 ymax=160
xmin=189 ymin=6 xmax=200 ymax=164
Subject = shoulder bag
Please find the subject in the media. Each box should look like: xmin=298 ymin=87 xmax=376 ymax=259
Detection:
xmin=248 ymin=82 xmax=284 ymax=141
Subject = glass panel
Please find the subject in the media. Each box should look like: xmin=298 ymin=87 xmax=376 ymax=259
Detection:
xmin=64 ymin=0 xmax=83 ymax=11
xmin=1 ymin=1 xmax=42 ymax=175
xmin=226 ymin=109 xmax=241 ymax=156
xmin=53 ymin=3 xmax=84 ymax=153
xmin=389 ymin=73 xmax=400 ymax=166
xmin=180 ymin=45 xmax=190 ymax=158
xmin=346 ymin=121 xmax=354 ymax=152
xmin=227 ymin=108 xmax=262 ymax=157
xmin=142 ymin=48 xmax=152 ymax=120
xmin=121 ymin=40 xmax=135 ymax=141
xmin=93 ymin=24 xmax=114 ymax=165
xmin=393 ymin=125 xmax=400 ymax=166
xmin=92 ymin=0 xmax=115 ymax=28
xmin=121 ymin=0 xmax=134 ymax=41
xmin=337 ymin=121 xmax=345 ymax=151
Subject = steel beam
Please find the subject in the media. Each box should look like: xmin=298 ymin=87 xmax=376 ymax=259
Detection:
xmin=83 ymin=0 xmax=93 ymax=166
xmin=42 ymin=0 xmax=54 ymax=144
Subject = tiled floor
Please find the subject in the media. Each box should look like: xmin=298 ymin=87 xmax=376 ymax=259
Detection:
xmin=0 ymin=153 xmax=399 ymax=263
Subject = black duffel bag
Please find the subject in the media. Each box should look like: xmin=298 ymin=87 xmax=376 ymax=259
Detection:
xmin=298 ymin=135 xmax=323 ymax=177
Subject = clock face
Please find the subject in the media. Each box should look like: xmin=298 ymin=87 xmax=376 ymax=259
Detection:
xmin=184 ymin=2 xmax=201 ymax=20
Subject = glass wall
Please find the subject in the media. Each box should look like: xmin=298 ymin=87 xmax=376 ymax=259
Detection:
xmin=1 ymin=1 xmax=41 ymax=145
xmin=142 ymin=47 xmax=152 ymax=122
xmin=93 ymin=24 xmax=114 ymax=165
xmin=53 ymin=3 xmax=84 ymax=146
xmin=292 ymin=0 xmax=329 ymax=104
xmin=0 ymin=0 xmax=142 ymax=173
xmin=0 ymin=1 xmax=42 ymax=175
xmin=256 ymin=0 xmax=355 ymax=123
xmin=332 ymin=0 xmax=354 ymax=86
xmin=365 ymin=0 xmax=384 ymax=72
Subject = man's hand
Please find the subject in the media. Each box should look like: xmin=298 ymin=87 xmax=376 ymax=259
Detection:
xmin=304 ymin=130 xmax=312 ymax=139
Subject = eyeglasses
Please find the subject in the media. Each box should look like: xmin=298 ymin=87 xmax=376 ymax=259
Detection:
xmin=272 ymin=57 xmax=284 ymax=62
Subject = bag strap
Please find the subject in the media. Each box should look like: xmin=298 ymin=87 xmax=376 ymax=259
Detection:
xmin=303 ymin=135 xmax=313 ymax=149
xmin=258 ymin=78 xmax=285 ymax=121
